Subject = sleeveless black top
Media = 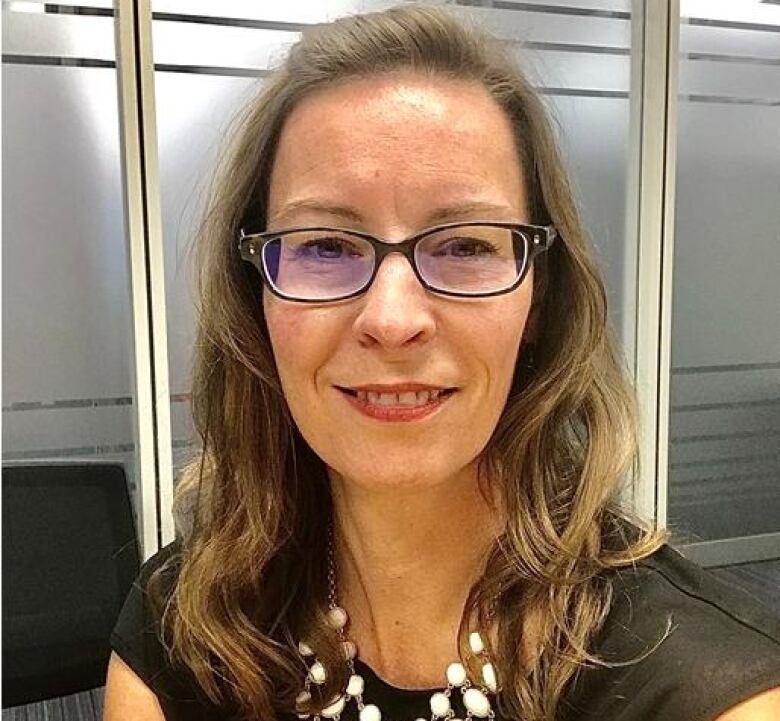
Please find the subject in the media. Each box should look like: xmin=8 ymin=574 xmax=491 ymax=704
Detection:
xmin=110 ymin=541 xmax=780 ymax=721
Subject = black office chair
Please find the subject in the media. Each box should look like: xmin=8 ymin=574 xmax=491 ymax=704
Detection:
xmin=2 ymin=462 xmax=141 ymax=707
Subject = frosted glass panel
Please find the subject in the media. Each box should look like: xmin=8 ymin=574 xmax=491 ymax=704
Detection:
xmin=2 ymin=10 xmax=115 ymax=61
xmin=153 ymin=0 xmax=637 ymax=472
xmin=2 ymin=24 xmax=140 ymax=523
xmin=667 ymin=9 xmax=780 ymax=542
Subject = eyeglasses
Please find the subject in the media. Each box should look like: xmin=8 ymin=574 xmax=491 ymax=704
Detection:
xmin=238 ymin=220 xmax=557 ymax=303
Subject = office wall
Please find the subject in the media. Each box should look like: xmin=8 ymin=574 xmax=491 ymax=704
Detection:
xmin=2 ymin=4 xmax=140 ymax=523
xmin=667 ymin=5 xmax=780 ymax=542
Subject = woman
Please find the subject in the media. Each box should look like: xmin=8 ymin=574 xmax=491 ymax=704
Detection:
xmin=105 ymin=6 xmax=780 ymax=721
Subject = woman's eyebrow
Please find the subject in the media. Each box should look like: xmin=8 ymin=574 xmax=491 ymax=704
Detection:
xmin=269 ymin=199 xmax=515 ymax=227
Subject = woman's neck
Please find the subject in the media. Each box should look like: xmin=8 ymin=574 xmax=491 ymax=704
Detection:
xmin=328 ymin=464 xmax=504 ymax=687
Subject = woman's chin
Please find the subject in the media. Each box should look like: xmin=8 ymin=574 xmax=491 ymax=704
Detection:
xmin=326 ymin=462 xmax=467 ymax=493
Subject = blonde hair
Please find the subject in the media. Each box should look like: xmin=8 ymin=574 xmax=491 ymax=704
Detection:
xmin=150 ymin=6 xmax=670 ymax=720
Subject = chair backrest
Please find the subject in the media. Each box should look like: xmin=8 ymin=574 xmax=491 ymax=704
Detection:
xmin=2 ymin=462 xmax=141 ymax=707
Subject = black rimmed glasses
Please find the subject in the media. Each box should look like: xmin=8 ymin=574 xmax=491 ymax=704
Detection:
xmin=238 ymin=221 xmax=557 ymax=303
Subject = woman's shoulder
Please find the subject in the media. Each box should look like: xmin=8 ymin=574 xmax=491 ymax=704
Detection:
xmin=560 ymin=544 xmax=780 ymax=721
xmin=115 ymin=537 xmax=187 ymax=641
xmin=149 ymin=538 xmax=185 ymax=580
xmin=608 ymin=543 xmax=780 ymax=657
xmin=109 ymin=538 xmax=207 ymax=709
xmin=124 ymin=537 xmax=185 ymax=613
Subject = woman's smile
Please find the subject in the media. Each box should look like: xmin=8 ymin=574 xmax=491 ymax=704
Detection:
xmin=335 ymin=385 xmax=458 ymax=422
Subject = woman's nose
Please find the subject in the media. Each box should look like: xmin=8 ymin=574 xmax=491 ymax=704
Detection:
xmin=352 ymin=253 xmax=436 ymax=350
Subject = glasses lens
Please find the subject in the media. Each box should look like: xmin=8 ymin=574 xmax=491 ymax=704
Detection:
xmin=416 ymin=225 xmax=527 ymax=294
xmin=262 ymin=230 xmax=374 ymax=300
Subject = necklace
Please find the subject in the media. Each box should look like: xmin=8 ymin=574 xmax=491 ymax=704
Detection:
xmin=294 ymin=523 xmax=499 ymax=721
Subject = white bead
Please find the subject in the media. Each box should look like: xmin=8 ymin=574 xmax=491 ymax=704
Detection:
xmin=464 ymin=687 xmax=492 ymax=717
xmin=308 ymin=661 xmax=326 ymax=684
xmin=430 ymin=691 xmax=451 ymax=716
xmin=346 ymin=673 xmax=364 ymax=696
xmin=321 ymin=694 xmax=346 ymax=718
xmin=446 ymin=662 xmax=467 ymax=686
xmin=342 ymin=639 xmax=357 ymax=659
xmin=482 ymin=661 xmax=497 ymax=692
xmin=327 ymin=606 xmax=348 ymax=629
xmin=415 ymin=718 xmax=428 ymax=721
xmin=360 ymin=703 xmax=381 ymax=721
xmin=298 ymin=641 xmax=314 ymax=656
xmin=469 ymin=631 xmax=485 ymax=654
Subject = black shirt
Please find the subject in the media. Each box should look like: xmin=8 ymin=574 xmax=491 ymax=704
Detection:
xmin=110 ymin=541 xmax=780 ymax=721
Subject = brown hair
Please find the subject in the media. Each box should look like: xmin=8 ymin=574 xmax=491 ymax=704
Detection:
xmin=150 ymin=5 xmax=671 ymax=720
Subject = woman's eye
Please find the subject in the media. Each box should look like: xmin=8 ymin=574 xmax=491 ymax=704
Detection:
xmin=434 ymin=238 xmax=498 ymax=257
xmin=299 ymin=238 xmax=358 ymax=258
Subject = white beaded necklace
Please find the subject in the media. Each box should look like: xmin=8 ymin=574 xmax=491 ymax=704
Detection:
xmin=294 ymin=524 xmax=499 ymax=721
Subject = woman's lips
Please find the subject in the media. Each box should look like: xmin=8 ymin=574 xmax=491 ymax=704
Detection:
xmin=336 ymin=387 xmax=456 ymax=422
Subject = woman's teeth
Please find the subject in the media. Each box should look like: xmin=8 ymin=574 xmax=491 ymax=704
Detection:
xmin=357 ymin=390 xmax=443 ymax=406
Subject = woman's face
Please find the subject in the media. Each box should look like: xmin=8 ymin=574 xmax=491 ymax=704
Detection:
xmin=263 ymin=72 xmax=535 ymax=492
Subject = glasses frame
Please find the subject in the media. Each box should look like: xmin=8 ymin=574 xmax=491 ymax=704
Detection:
xmin=238 ymin=220 xmax=558 ymax=303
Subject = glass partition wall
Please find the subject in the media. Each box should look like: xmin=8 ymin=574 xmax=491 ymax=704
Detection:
xmin=3 ymin=0 xmax=778 ymax=576
xmin=1 ymin=3 xmax=145 ymax=536
xmin=667 ymin=1 xmax=780 ymax=570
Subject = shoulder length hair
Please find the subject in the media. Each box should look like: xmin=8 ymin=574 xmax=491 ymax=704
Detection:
xmin=150 ymin=5 xmax=670 ymax=720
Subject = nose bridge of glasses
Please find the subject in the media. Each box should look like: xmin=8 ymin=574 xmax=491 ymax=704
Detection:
xmin=371 ymin=232 xmax=418 ymax=266
xmin=371 ymin=243 xmax=422 ymax=290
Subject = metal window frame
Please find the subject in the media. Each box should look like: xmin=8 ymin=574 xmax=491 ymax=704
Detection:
xmin=114 ymin=0 xmax=174 ymax=559
xmin=625 ymin=0 xmax=679 ymax=534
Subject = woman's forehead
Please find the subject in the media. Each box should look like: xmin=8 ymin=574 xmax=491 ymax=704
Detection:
xmin=291 ymin=71 xmax=497 ymax=123
xmin=274 ymin=74 xmax=518 ymax=164
xmin=268 ymin=74 xmax=525 ymax=221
